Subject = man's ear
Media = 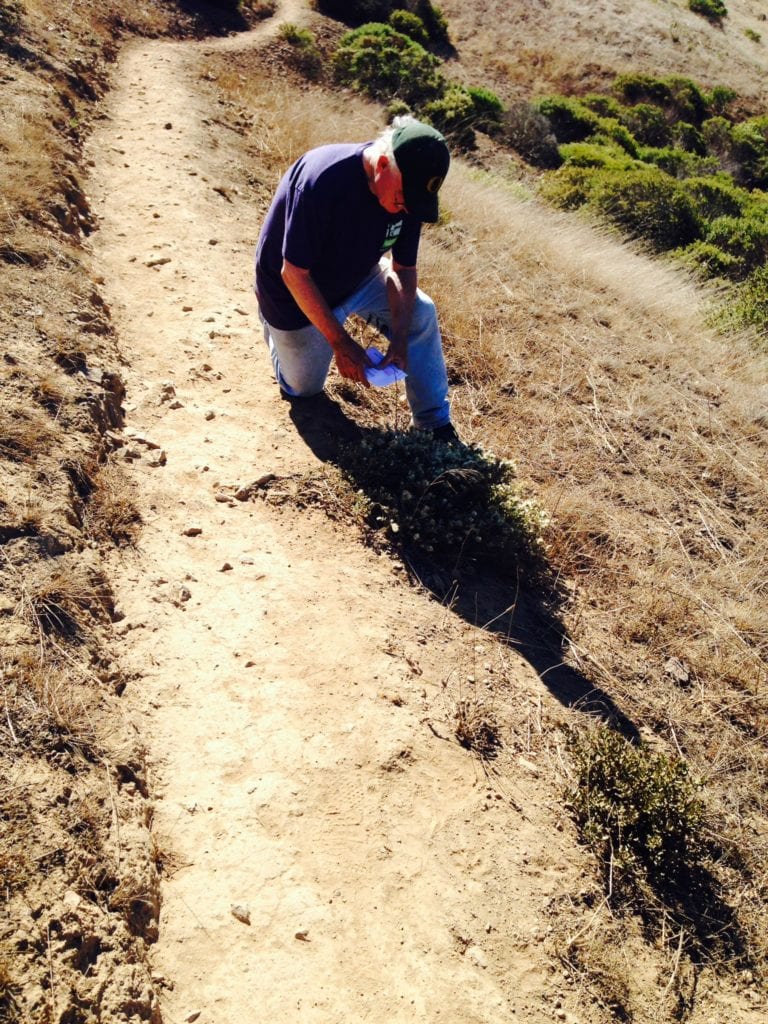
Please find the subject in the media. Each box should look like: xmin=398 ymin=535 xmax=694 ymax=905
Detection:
xmin=376 ymin=154 xmax=390 ymax=172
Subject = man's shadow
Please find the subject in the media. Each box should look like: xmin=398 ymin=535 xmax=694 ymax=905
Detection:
xmin=286 ymin=392 xmax=639 ymax=741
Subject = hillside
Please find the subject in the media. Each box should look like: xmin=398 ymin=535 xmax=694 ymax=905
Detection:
xmin=1 ymin=2 xmax=766 ymax=1023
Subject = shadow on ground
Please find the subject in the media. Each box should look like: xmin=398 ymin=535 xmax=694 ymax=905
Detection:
xmin=285 ymin=391 xmax=640 ymax=742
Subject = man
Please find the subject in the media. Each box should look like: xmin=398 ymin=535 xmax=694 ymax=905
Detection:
xmin=254 ymin=115 xmax=458 ymax=442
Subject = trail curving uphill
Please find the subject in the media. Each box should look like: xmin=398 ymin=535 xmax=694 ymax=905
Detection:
xmin=84 ymin=5 xmax=589 ymax=1022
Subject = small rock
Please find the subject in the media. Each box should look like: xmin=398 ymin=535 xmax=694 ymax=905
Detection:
xmin=205 ymin=410 xmax=216 ymax=421
xmin=164 ymin=122 xmax=173 ymax=130
xmin=185 ymin=1012 xmax=201 ymax=1023
xmin=148 ymin=450 xmax=167 ymax=467
xmin=208 ymin=238 xmax=219 ymax=246
xmin=231 ymin=904 xmax=251 ymax=925
xmin=220 ymin=563 xmax=233 ymax=572
xmin=466 ymin=945 xmax=488 ymax=969
xmin=178 ymin=586 xmax=192 ymax=603
xmin=182 ymin=305 xmax=193 ymax=312
xmin=215 ymin=493 xmax=232 ymax=504
xmin=145 ymin=256 xmax=171 ymax=268
xmin=63 ymin=890 xmax=81 ymax=910
xmin=294 ymin=930 xmax=310 ymax=942
xmin=664 ymin=657 xmax=691 ymax=686
xmin=183 ymin=527 xmax=202 ymax=536
xmin=169 ymin=399 xmax=184 ymax=410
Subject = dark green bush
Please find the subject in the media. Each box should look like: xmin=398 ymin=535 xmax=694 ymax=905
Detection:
xmin=501 ymin=102 xmax=562 ymax=168
xmin=566 ymin=727 xmax=706 ymax=889
xmin=663 ymin=75 xmax=709 ymax=125
xmin=466 ymin=85 xmax=504 ymax=132
xmin=333 ymin=22 xmax=443 ymax=106
xmin=638 ymin=145 xmax=718 ymax=179
xmin=705 ymin=213 xmax=768 ymax=274
xmin=620 ymin=102 xmax=671 ymax=147
xmin=558 ymin=141 xmax=637 ymax=171
xmin=725 ymin=265 xmax=768 ymax=336
xmin=593 ymin=117 xmax=639 ymax=157
xmin=673 ymin=120 xmax=706 ymax=154
xmin=613 ymin=72 xmax=672 ymax=108
xmin=539 ymin=166 xmax=596 ymax=209
xmin=592 ymin=167 xmax=701 ymax=250
xmin=581 ymin=93 xmax=625 ymax=119
xmin=535 ymin=96 xmax=600 ymax=143
xmin=680 ymin=175 xmax=748 ymax=220
xmin=678 ymin=240 xmax=743 ymax=278
xmin=340 ymin=430 xmax=548 ymax=567
xmin=689 ymin=0 xmax=728 ymax=23
xmin=705 ymin=84 xmax=738 ymax=115
xmin=389 ymin=9 xmax=429 ymax=45
xmin=422 ymin=83 xmax=477 ymax=148
xmin=729 ymin=116 xmax=768 ymax=189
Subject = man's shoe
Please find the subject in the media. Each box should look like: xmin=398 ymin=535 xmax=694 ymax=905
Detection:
xmin=432 ymin=422 xmax=460 ymax=444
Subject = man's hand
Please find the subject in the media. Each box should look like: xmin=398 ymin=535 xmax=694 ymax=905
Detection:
xmin=380 ymin=336 xmax=408 ymax=372
xmin=332 ymin=333 xmax=372 ymax=386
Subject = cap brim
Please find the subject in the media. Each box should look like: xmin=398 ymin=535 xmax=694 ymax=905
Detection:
xmin=404 ymin=187 xmax=439 ymax=224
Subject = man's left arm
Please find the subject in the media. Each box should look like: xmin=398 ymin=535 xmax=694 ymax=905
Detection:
xmin=381 ymin=260 xmax=417 ymax=371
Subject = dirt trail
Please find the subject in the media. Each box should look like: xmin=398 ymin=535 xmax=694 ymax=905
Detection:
xmin=83 ymin=6 xmax=590 ymax=1023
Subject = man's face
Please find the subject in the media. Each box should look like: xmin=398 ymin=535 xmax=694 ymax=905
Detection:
xmin=372 ymin=155 xmax=407 ymax=215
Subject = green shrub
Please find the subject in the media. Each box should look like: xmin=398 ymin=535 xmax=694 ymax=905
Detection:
xmin=466 ymin=85 xmax=504 ymax=132
xmin=592 ymin=167 xmax=701 ymax=250
xmin=566 ymin=727 xmax=706 ymax=890
xmin=422 ymin=83 xmax=477 ymax=147
xmin=501 ymin=101 xmax=562 ymax=168
xmin=729 ymin=116 xmax=768 ymax=189
xmin=673 ymin=120 xmax=706 ymax=154
xmin=663 ymin=75 xmax=708 ymax=125
xmin=559 ymin=141 xmax=637 ymax=171
xmin=620 ymin=102 xmax=671 ymax=147
xmin=613 ymin=72 xmax=672 ymax=108
xmin=723 ymin=265 xmax=768 ymax=336
xmin=705 ymin=84 xmax=738 ymax=115
xmin=688 ymin=0 xmax=728 ymax=23
xmin=705 ymin=213 xmax=768 ymax=274
xmin=581 ymin=93 xmax=625 ymax=119
xmin=339 ymin=430 xmax=548 ymax=567
xmin=389 ymin=9 xmax=429 ymax=45
xmin=333 ymin=23 xmax=443 ymax=106
xmin=593 ymin=117 xmax=639 ymax=157
xmin=744 ymin=27 xmax=761 ymax=43
xmin=0 ymin=0 xmax=23 ymax=37
xmin=279 ymin=23 xmax=323 ymax=78
xmin=535 ymin=95 xmax=600 ymax=142
xmin=539 ymin=166 xmax=597 ymax=209
xmin=678 ymin=239 xmax=743 ymax=278
xmin=680 ymin=175 xmax=747 ymax=220
xmin=638 ymin=145 xmax=718 ymax=179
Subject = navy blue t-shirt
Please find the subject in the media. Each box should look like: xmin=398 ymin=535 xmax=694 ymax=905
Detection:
xmin=255 ymin=143 xmax=421 ymax=330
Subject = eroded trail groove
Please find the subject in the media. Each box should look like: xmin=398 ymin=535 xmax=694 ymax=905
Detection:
xmin=84 ymin=10 xmax=585 ymax=1024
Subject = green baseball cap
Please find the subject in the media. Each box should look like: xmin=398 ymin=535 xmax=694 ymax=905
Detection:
xmin=392 ymin=121 xmax=450 ymax=223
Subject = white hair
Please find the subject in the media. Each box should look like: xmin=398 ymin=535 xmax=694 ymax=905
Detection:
xmin=370 ymin=113 xmax=421 ymax=166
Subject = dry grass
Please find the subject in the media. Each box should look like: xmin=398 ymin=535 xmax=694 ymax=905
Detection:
xmin=82 ymin=459 xmax=141 ymax=545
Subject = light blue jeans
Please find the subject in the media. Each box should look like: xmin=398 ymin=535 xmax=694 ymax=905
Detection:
xmin=258 ymin=261 xmax=451 ymax=430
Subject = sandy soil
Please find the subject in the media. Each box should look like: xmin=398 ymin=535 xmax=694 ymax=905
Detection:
xmin=81 ymin=6 xmax=602 ymax=1023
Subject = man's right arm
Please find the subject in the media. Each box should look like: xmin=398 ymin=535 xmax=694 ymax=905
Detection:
xmin=281 ymin=260 xmax=371 ymax=387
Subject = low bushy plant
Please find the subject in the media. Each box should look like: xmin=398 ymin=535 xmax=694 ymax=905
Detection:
xmin=413 ymin=0 xmax=450 ymax=48
xmin=688 ymin=0 xmax=728 ymax=23
xmin=638 ymin=145 xmax=718 ymax=179
xmin=592 ymin=116 xmax=639 ymax=157
xmin=558 ymin=141 xmax=637 ymax=171
xmin=389 ymin=8 xmax=428 ymax=45
xmin=279 ymin=23 xmax=323 ymax=78
xmin=339 ymin=430 xmax=548 ymax=569
xmin=680 ymin=175 xmax=747 ymax=220
xmin=535 ymin=95 xmax=599 ymax=142
xmin=593 ymin=167 xmax=701 ymax=250
xmin=678 ymin=239 xmax=743 ymax=278
xmin=724 ymin=265 xmax=768 ymax=336
xmin=333 ymin=22 xmax=443 ymax=106
xmin=566 ymin=727 xmax=706 ymax=891
xmin=729 ymin=116 xmax=768 ymax=189
xmin=620 ymin=102 xmax=672 ymax=147
xmin=704 ymin=212 xmax=768 ymax=274
xmin=422 ymin=83 xmax=477 ymax=147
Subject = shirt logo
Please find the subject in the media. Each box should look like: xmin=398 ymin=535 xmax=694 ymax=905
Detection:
xmin=427 ymin=175 xmax=444 ymax=194
xmin=381 ymin=219 xmax=403 ymax=252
